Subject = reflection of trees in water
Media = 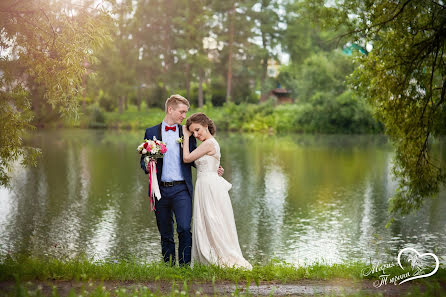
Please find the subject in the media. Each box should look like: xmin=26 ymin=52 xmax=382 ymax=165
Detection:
xmin=223 ymin=133 xmax=395 ymax=264
xmin=88 ymin=206 xmax=117 ymax=259
xmin=80 ymin=148 xmax=91 ymax=201
xmin=76 ymin=130 xmax=161 ymax=260
xmin=335 ymin=153 xmax=446 ymax=264
xmin=290 ymin=134 xmax=390 ymax=149
xmin=381 ymin=142 xmax=446 ymax=259
xmin=358 ymin=182 xmax=373 ymax=254
xmin=0 ymin=160 xmax=37 ymax=257
xmin=0 ymin=186 xmax=15 ymax=256
xmin=224 ymin=133 xmax=446 ymax=264
xmin=220 ymin=136 xmax=264 ymax=261
xmin=0 ymin=130 xmax=162 ymax=260
xmin=247 ymin=162 xmax=287 ymax=262
xmin=1 ymin=131 xmax=445 ymax=263
xmin=221 ymin=134 xmax=288 ymax=263
xmin=384 ymin=153 xmax=398 ymax=198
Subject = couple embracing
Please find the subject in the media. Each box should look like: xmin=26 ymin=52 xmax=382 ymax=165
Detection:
xmin=140 ymin=94 xmax=252 ymax=270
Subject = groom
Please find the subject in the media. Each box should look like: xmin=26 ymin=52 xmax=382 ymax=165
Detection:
xmin=140 ymin=94 xmax=196 ymax=266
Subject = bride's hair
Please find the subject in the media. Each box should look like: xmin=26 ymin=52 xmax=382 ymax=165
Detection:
xmin=186 ymin=113 xmax=216 ymax=135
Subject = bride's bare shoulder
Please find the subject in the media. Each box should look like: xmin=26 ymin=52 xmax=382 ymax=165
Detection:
xmin=202 ymin=138 xmax=217 ymax=154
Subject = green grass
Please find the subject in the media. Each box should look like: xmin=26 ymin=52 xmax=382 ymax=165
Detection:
xmin=0 ymin=256 xmax=357 ymax=282
xmin=2 ymin=256 xmax=445 ymax=296
xmin=1 ymin=255 xmax=445 ymax=283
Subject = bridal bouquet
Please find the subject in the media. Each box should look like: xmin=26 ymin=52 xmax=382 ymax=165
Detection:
xmin=137 ymin=137 xmax=167 ymax=164
xmin=137 ymin=137 xmax=167 ymax=212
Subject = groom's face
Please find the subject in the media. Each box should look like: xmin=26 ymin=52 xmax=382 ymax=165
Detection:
xmin=169 ymin=103 xmax=189 ymax=125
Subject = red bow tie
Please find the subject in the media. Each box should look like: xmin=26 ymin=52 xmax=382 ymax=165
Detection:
xmin=165 ymin=125 xmax=176 ymax=132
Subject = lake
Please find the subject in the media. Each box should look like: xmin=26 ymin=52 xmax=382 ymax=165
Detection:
xmin=0 ymin=129 xmax=445 ymax=265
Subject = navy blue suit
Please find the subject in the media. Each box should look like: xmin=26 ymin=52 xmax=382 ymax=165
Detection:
xmin=140 ymin=123 xmax=197 ymax=265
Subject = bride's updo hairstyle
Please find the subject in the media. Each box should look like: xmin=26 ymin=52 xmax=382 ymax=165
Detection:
xmin=186 ymin=112 xmax=216 ymax=136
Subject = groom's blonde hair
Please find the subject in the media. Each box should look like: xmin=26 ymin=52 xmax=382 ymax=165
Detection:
xmin=165 ymin=94 xmax=190 ymax=113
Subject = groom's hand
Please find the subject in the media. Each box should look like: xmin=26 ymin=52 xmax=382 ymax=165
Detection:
xmin=218 ymin=166 xmax=224 ymax=176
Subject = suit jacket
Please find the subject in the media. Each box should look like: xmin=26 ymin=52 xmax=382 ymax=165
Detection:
xmin=140 ymin=123 xmax=197 ymax=197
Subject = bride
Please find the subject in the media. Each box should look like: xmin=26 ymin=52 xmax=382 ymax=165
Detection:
xmin=182 ymin=112 xmax=252 ymax=270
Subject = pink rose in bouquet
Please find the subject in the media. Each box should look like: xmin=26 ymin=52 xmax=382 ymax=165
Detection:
xmin=137 ymin=137 xmax=167 ymax=163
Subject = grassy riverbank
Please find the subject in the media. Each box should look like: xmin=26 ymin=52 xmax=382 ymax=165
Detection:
xmin=66 ymin=101 xmax=383 ymax=134
xmin=0 ymin=256 xmax=374 ymax=282
xmin=1 ymin=256 xmax=445 ymax=296
xmin=2 ymin=256 xmax=445 ymax=282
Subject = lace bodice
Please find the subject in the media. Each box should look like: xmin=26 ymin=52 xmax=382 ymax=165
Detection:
xmin=195 ymin=138 xmax=220 ymax=175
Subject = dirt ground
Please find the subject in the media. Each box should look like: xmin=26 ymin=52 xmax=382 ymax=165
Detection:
xmin=1 ymin=279 xmax=445 ymax=296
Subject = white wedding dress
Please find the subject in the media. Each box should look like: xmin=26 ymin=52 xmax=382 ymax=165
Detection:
xmin=191 ymin=137 xmax=252 ymax=270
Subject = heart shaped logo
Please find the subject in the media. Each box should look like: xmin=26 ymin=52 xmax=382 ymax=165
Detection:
xmin=397 ymin=247 xmax=439 ymax=284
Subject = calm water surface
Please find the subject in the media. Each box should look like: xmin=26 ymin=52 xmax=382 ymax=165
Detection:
xmin=1 ymin=129 xmax=445 ymax=265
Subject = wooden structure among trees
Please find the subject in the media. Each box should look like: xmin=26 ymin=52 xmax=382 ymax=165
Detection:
xmin=261 ymin=85 xmax=293 ymax=104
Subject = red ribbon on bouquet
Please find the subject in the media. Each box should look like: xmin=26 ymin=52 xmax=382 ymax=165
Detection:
xmin=147 ymin=159 xmax=161 ymax=212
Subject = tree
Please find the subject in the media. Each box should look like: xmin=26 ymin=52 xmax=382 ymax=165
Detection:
xmin=0 ymin=0 xmax=110 ymax=185
xmin=279 ymin=51 xmax=354 ymax=101
xmin=174 ymin=0 xmax=213 ymax=107
xmin=208 ymin=0 xmax=259 ymax=105
xmin=254 ymin=0 xmax=281 ymax=100
xmin=91 ymin=0 xmax=139 ymax=113
xmin=226 ymin=1 xmax=236 ymax=103
xmin=283 ymin=0 xmax=342 ymax=65
xmin=132 ymin=0 xmax=177 ymax=104
xmin=303 ymin=0 xmax=446 ymax=215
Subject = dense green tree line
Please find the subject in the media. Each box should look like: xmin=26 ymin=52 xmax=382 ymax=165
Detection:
xmin=87 ymin=0 xmax=269 ymax=111
xmin=83 ymin=0 xmax=368 ymax=110
xmin=75 ymin=100 xmax=380 ymax=134
xmin=79 ymin=0 xmax=379 ymax=138
xmin=1 ymin=0 xmax=372 ymax=127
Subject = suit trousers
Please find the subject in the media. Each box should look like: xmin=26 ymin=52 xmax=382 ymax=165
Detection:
xmin=155 ymin=183 xmax=192 ymax=265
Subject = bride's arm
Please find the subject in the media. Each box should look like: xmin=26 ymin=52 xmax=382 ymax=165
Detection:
xmin=182 ymin=127 xmax=214 ymax=163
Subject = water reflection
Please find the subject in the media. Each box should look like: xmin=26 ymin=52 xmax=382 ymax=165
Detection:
xmin=88 ymin=206 xmax=118 ymax=260
xmin=0 ymin=130 xmax=445 ymax=266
